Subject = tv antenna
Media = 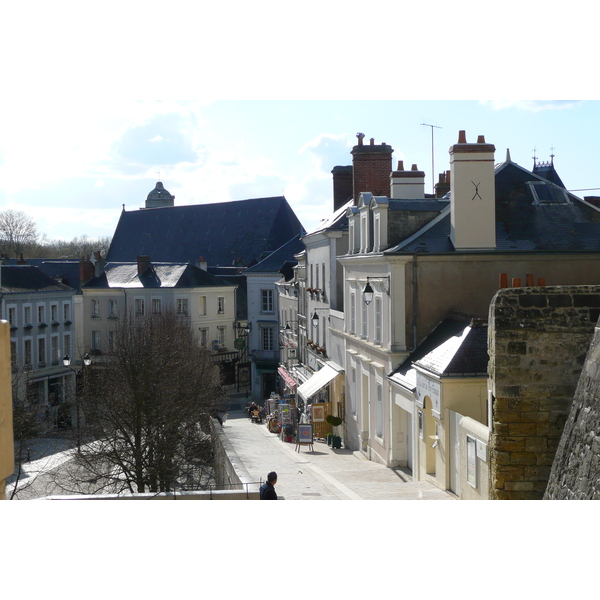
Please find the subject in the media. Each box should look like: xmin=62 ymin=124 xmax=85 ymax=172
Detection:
xmin=421 ymin=123 xmax=442 ymax=195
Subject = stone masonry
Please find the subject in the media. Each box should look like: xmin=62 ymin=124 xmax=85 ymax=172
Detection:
xmin=545 ymin=318 xmax=600 ymax=499
xmin=488 ymin=286 xmax=600 ymax=500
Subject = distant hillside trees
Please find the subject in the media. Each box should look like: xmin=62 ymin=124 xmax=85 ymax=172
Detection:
xmin=0 ymin=209 xmax=110 ymax=259
xmin=57 ymin=310 xmax=226 ymax=495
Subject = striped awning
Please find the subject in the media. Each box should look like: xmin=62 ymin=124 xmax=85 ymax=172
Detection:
xmin=278 ymin=366 xmax=297 ymax=388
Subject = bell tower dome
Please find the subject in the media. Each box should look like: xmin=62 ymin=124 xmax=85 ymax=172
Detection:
xmin=145 ymin=181 xmax=175 ymax=209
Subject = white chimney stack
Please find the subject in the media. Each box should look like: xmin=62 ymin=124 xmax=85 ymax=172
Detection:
xmin=390 ymin=161 xmax=425 ymax=199
xmin=449 ymin=131 xmax=496 ymax=250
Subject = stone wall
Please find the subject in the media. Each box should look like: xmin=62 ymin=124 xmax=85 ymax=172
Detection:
xmin=488 ymin=286 xmax=600 ymax=500
xmin=545 ymin=320 xmax=600 ymax=499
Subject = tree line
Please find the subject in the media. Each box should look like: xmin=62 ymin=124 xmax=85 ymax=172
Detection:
xmin=0 ymin=208 xmax=111 ymax=259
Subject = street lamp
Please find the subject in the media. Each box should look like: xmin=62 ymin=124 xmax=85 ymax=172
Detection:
xmin=362 ymin=277 xmax=390 ymax=305
xmin=62 ymin=353 xmax=92 ymax=452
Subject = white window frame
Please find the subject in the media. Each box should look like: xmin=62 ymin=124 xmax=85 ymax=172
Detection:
xmin=177 ymin=297 xmax=189 ymax=316
xmin=361 ymin=298 xmax=367 ymax=339
xmin=152 ymin=297 xmax=162 ymax=315
xmin=374 ymin=296 xmax=382 ymax=345
xmin=7 ymin=304 xmax=16 ymax=327
xmin=199 ymin=296 xmax=206 ymax=316
xmin=91 ymin=330 xmax=101 ymax=352
xmin=63 ymin=302 xmax=71 ymax=323
xmin=37 ymin=304 xmax=46 ymax=325
xmin=109 ymin=299 xmax=118 ymax=318
xmin=51 ymin=335 xmax=59 ymax=364
xmin=199 ymin=328 xmax=208 ymax=348
xmin=218 ymin=296 xmax=225 ymax=314
xmin=261 ymin=327 xmax=274 ymax=351
xmin=24 ymin=338 xmax=32 ymax=366
xmin=261 ymin=289 xmax=274 ymax=313
xmin=24 ymin=304 xmax=32 ymax=326
xmin=349 ymin=291 xmax=356 ymax=335
xmin=135 ymin=298 xmax=145 ymax=317
xmin=37 ymin=336 xmax=46 ymax=366
xmin=217 ymin=326 xmax=226 ymax=345
xmin=51 ymin=303 xmax=58 ymax=324
xmin=63 ymin=333 xmax=71 ymax=358
xmin=91 ymin=299 xmax=100 ymax=318
xmin=376 ymin=382 xmax=384 ymax=439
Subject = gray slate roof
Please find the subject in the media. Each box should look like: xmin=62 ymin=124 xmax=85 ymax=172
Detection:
xmin=0 ymin=265 xmax=74 ymax=294
xmin=82 ymin=262 xmax=235 ymax=290
xmin=386 ymin=159 xmax=600 ymax=254
xmin=244 ymin=233 xmax=305 ymax=276
xmin=106 ymin=196 xmax=304 ymax=268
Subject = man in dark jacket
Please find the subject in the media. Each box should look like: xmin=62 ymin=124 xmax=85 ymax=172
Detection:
xmin=259 ymin=471 xmax=278 ymax=499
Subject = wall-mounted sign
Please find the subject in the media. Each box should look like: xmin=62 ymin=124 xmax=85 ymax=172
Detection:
xmin=476 ymin=439 xmax=487 ymax=462
xmin=416 ymin=371 xmax=441 ymax=418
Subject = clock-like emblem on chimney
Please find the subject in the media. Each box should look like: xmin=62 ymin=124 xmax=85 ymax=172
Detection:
xmin=471 ymin=181 xmax=482 ymax=200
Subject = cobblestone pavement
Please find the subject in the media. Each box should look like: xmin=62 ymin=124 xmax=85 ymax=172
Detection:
xmin=220 ymin=406 xmax=454 ymax=500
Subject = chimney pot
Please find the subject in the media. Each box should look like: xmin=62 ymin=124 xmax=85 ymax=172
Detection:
xmin=512 ymin=278 xmax=521 ymax=287
xmin=499 ymin=273 xmax=508 ymax=288
xmin=458 ymin=130 xmax=467 ymax=143
xmin=538 ymin=277 xmax=546 ymax=286
xmin=397 ymin=160 xmax=404 ymax=171
xmin=411 ymin=164 xmax=418 ymax=171
xmin=526 ymin=274 xmax=535 ymax=286
xmin=477 ymin=135 xmax=486 ymax=143
xmin=370 ymin=138 xmax=375 ymax=145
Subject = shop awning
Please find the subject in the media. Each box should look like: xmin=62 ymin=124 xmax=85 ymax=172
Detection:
xmin=297 ymin=364 xmax=340 ymax=401
xmin=278 ymin=366 xmax=297 ymax=388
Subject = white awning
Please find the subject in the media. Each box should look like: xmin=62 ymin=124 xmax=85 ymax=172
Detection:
xmin=297 ymin=364 xmax=340 ymax=401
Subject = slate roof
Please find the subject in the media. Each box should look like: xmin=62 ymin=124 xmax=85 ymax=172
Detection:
xmin=0 ymin=265 xmax=74 ymax=294
xmin=244 ymin=233 xmax=306 ymax=276
xmin=386 ymin=159 xmax=600 ymax=254
xmin=305 ymin=199 xmax=353 ymax=235
xmin=106 ymin=196 xmax=305 ymax=267
xmin=82 ymin=262 xmax=235 ymax=290
xmin=389 ymin=316 xmax=488 ymax=389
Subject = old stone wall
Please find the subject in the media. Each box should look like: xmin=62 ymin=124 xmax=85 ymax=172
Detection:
xmin=488 ymin=286 xmax=600 ymax=500
xmin=545 ymin=320 xmax=600 ymax=499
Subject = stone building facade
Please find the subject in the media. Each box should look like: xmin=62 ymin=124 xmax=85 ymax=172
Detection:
xmin=488 ymin=285 xmax=600 ymax=499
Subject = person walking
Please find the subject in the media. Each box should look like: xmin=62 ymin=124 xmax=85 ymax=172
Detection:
xmin=259 ymin=471 xmax=278 ymax=499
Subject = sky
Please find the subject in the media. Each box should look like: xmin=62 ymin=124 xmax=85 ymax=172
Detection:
xmin=2 ymin=99 xmax=599 ymax=244
xmin=1 ymin=2 xmax=597 ymax=247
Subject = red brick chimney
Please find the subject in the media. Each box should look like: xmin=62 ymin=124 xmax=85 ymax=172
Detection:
xmin=79 ymin=255 xmax=95 ymax=285
xmin=137 ymin=255 xmax=151 ymax=275
xmin=351 ymin=134 xmax=394 ymax=204
xmin=331 ymin=165 xmax=353 ymax=211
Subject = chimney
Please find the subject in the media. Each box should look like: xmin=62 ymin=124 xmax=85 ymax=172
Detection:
xmin=93 ymin=251 xmax=105 ymax=278
xmin=449 ymin=130 xmax=496 ymax=250
xmin=331 ymin=165 xmax=353 ymax=211
xmin=17 ymin=253 xmax=26 ymax=265
xmin=137 ymin=255 xmax=151 ymax=275
xmin=79 ymin=255 xmax=95 ymax=285
xmin=390 ymin=161 xmax=425 ymax=199
xmin=435 ymin=170 xmax=451 ymax=198
xmin=351 ymin=134 xmax=394 ymax=204
xmin=196 ymin=256 xmax=207 ymax=271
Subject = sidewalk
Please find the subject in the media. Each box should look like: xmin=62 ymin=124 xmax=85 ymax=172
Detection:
xmin=219 ymin=403 xmax=454 ymax=500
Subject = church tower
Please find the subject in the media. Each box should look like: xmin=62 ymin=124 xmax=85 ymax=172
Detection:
xmin=145 ymin=181 xmax=175 ymax=209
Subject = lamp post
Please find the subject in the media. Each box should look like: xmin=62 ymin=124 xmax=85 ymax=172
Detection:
xmin=62 ymin=353 xmax=91 ymax=452
xmin=362 ymin=277 xmax=390 ymax=305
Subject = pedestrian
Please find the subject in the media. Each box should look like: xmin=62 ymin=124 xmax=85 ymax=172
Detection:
xmin=259 ymin=471 xmax=278 ymax=500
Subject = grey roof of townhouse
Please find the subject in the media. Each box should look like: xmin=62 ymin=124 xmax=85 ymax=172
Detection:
xmin=304 ymin=199 xmax=353 ymax=236
xmin=0 ymin=265 xmax=74 ymax=294
xmin=389 ymin=316 xmax=488 ymax=389
xmin=82 ymin=262 xmax=236 ymax=290
xmin=385 ymin=158 xmax=600 ymax=254
xmin=244 ymin=233 xmax=306 ymax=276
xmin=106 ymin=195 xmax=305 ymax=268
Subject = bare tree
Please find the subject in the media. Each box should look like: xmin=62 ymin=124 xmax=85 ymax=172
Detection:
xmin=0 ymin=209 xmax=39 ymax=258
xmin=59 ymin=309 xmax=226 ymax=495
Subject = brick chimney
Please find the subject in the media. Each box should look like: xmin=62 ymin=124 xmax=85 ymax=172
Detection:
xmin=390 ymin=161 xmax=425 ymax=199
xmin=351 ymin=134 xmax=394 ymax=204
xmin=137 ymin=255 xmax=151 ymax=275
xmin=435 ymin=170 xmax=451 ymax=198
xmin=79 ymin=255 xmax=95 ymax=285
xmin=449 ymin=131 xmax=496 ymax=250
xmin=16 ymin=253 xmax=26 ymax=265
xmin=331 ymin=165 xmax=353 ymax=211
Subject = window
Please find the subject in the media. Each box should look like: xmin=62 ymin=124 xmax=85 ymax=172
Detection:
xmin=217 ymin=326 xmax=225 ymax=345
xmin=374 ymin=296 xmax=382 ymax=344
xmin=261 ymin=289 xmax=274 ymax=312
xmin=135 ymin=298 xmax=145 ymax=317
xmin=177 ymin=298 xmax=188 ymax=316
xmin=199 ymin=296 xmax=206 ymax=316
xmin=51 ymin=336 xmax=59 ymax=363
xmin=38 ymin=337 xmax=46 ymax=366
xmin=261 ymin=327 xmax=274 ymax=351
xmin=38 ymin=305 xmax=46 ymax=325
xmin=376 ymin=383 xmax=383 ymax=438
xmin=91 ymin=299 xmax=100 ymax=318
xmin=63 ymin=303 xmax=71 ymax=322
xmin=8 ymin=306 xmax=16 ymax=326
xmin=152 ymin=298 xmax=162 ymax=315
xmin=24 ymin=305 xmax=32 ymax=326
xmin=63 ymin=333 xmax=71 ymax=358
xmin=361 ymin=299 xmax=367 ymax=339
xmin=108 ymin=331 xmax=115 ymax=351
xmin=91 ymin=331 xmax=101 ymax=351
xmin=109 ymin=299 xmax=118 ymax=318
xmin=199 ymin=328 xmax=208 ymax=348
xmin=10 ymin=340 xmax=16 ymax=367
xmin=350 ymin=366 xmax=357 ymax=416
xmin=24 ymin=339 xmax=32 ymax=365
xmin=349 ymin=292 xmax=356 ymax=335
xmin=218 ymin=297 xmax=225 ymax=314
xmin=51 ymin=304 xmax=58 ymax=324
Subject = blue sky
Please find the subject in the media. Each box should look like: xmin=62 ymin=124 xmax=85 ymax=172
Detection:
xmin=1 ymin=3 xmax=597 ymax=244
